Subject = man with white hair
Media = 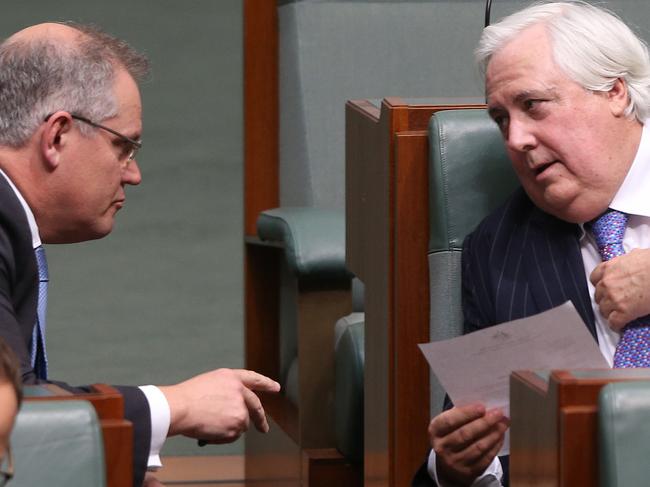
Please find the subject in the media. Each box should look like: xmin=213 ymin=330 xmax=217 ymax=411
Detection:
xmin=0 ymin=22 xmax=279 ymax=487
xmin=413 ymin=1 xmax=650 ymax=485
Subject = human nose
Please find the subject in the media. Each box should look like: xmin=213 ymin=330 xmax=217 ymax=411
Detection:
xmin=122 ymin=159 xmax=142 ymax=186
xmin=505 ymin=116 xmax=537 ymax=153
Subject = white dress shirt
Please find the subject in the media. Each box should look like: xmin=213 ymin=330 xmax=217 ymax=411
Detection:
xmin=0 ymin=169 xmax=170 ymax=468
xmin=428 ymin=122 xmax=650 ymax=486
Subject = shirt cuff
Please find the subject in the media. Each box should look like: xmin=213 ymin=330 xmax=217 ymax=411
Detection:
xmin=139 ymin=385 xmax=171 ymax=470
xmin=427 ymin=448 xmax=503 ymax=486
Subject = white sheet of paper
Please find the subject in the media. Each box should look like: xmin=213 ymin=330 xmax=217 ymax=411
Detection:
xmin=418 ymin=301 xmax=609 ymax=455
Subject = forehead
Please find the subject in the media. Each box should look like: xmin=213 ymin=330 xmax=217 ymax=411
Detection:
xmin=110 ymin=67 xmax=142 ymax=133
xmin=485 ymin=24 xmax=565 ymax=105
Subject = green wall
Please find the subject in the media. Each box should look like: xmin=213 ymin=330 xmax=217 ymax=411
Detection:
xmin=0 ymin=0 xmax=244 ymax=456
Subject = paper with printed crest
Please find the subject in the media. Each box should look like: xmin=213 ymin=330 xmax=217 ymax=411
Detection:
xmin=419 ymin=301 xmax=608 ymax=454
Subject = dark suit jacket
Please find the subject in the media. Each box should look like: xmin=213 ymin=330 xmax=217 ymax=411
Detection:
xmin=0 ymin=176 xmax=150 ymax=487
xmin=412 ymin=187 xmax=599 ymax=486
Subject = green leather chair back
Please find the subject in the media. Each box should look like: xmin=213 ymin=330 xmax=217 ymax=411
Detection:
xmin=599 ymin=381 xmax=650 ymax=487
xmin=427 ymin=109 xmax=518 ymax=415
xmin=10 ymin=400 xmax=106 ymax=487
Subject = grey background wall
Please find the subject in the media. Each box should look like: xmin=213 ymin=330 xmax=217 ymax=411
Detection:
xmin=0 ymin=0 xmax=244 ymax=456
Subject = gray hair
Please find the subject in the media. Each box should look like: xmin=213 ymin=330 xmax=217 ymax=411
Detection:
xmin=476 ymin=1 xmax=650 ymax=122
xmin=0 ymin=22 xmax=149 ymax=147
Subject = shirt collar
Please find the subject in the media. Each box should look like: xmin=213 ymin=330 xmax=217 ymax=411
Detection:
xmin=0 ymin=169 xmax=41 ymax=248
xmin=609 ymin=121 xmax=650 ymax=217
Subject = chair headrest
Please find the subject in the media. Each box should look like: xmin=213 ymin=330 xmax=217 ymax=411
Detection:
xmin=428 ymin=109 xmax=519 ymax=252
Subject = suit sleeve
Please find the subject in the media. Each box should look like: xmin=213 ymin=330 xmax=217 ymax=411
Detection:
xmin=115 ymin=385 xmax=152 ymax=487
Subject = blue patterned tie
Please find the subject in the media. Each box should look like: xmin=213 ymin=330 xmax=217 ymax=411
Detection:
xmin=30 ymin=245 xmax=48 ymax=379
xmin=590 ymin=209 xmax=650 ymax=367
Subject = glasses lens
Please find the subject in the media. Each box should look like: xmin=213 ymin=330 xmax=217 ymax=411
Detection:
xmin=128 ymin=144 xmax=139 ymax=161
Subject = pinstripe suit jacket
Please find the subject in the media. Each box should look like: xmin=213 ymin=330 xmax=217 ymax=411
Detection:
xmin=412 ymin=186 xmax=599 ymax=487
xmin=462 ymin=186 xmax=597 ymax=340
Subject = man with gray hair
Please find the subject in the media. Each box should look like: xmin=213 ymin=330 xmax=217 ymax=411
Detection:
xmin=0 ymin=22 xmax=279 ymax=487
xmin=413 ymin=1 xmax=650 ymax=486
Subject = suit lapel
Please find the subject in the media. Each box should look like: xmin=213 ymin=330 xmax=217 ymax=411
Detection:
xmin=525 ymin=208 xmax=597 ymax=341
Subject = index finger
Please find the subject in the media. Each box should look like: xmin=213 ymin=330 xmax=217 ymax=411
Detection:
xmin=431 ymin=403 xmax=487 ymax=438
xmin=234 ymin=369 xmax=281 ymax=392
xmin=244 ymin=387 xmax=269 ymax=433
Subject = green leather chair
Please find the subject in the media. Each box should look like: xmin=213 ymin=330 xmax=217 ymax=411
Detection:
xmin=254 ymin=0 xmax=493 ymax=456
xmin=10 ymin=399 xmax=106 ymax=486
xmin=599 ymin=381 xmax=650 ymax=487
xmin=334 ymin=312 xmax=364 ymax=463
xmin=333 ymin=108 xmax=517 ymax=464
xmin=427 ymin=108 xmax=518 ymax=415
xmin=248 ymin=2 xmax=524 ymax=481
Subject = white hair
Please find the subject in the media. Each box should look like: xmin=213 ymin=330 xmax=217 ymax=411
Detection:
xmin=476 ymin=1 xmax=650 ymax=122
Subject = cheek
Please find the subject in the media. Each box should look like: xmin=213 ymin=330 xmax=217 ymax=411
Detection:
xmin=508 ymin=153 xmax=532 ymax=182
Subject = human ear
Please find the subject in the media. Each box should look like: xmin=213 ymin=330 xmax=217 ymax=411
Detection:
xmin=40 ymin=111 xmax=73 ymax=169
xmin=607 ymin=78 xmax=631 ymax=117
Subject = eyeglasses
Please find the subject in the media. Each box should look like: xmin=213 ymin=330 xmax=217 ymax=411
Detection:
xmin=44 ymin=113 xmax=142 ymax=163
xmin=0 ymin=445 xmax=13 ymax=486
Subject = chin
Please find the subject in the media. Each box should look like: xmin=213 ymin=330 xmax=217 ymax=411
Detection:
xmin=540 ymin=198 xmax=607 ymax=224
xmin=69 ymin=222 xmax=116 ymax=243
xmin=89 ymin=223 xmax=115 ymax=241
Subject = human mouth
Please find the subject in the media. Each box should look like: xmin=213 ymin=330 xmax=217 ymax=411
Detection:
xmin=532 ymin=160 xmax=559 ymax=180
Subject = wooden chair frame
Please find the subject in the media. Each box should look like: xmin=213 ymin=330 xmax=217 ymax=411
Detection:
xmin=244 ymin=2 xmax=358 ymax=485
xmin=245 ymin=3 xmax=483 ymax=483
xmin=346 ymin=98 xmax=483 ymax=486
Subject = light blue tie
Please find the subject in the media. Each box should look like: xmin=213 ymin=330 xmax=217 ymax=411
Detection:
xmin=30 ymin=245 xmax=48 ymax=379
xmin=590 ymin=209 xmax=650 ymax=367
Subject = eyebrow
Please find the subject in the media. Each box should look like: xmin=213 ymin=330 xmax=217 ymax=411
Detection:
xmin=488 ymin=87 xmax=559 ymax=113
xmin=515 ymin=86 xmax=559 ymax=103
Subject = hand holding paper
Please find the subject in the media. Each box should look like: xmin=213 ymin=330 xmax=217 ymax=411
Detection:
xmin=428 ymin=403 xmax=509 ymax=485
xmin=419 ymin=302 xmax=609 ymax=458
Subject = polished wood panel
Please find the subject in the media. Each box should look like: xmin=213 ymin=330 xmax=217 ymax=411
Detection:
xmin=302 ymin=449 xmax=363 ymax=487
xmin=157 ymin=455 xmax=244 ymax=484
xmin=245 ymin=242 xmax=281 ymax=380
xmin=393 ymin=130 xmax=432 ymax=485
xmin=297 ymin=283 xmax=352 ymax=447
xmin=346 ymin=99 xmax=397 ymax=484
xmin=511 ymin=369 xmax=650 ymax=487
xmin=246 ymin=415 xmax=301 ymax=486
xmin=243 ymin=0 xmax=278 ymax=236
xmin=346 ymin=98 xmax=484 ymax=486
xmin=101 ymin=419 xmax=134 ymax=487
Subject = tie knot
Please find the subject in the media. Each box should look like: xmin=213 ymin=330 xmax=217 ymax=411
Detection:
xmin=589 ymin=209 xmax=628 ymax=261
